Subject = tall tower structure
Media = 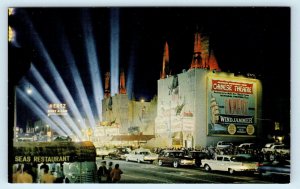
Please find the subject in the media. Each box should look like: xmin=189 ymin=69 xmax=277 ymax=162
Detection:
xmin=208 ymin=50 xmax=221 ymax=71
xmin=160 ymin=42 xmax=170 ymax=79
xmin=104 ymin=72 xmax=111 ymax=98
xmin=190 ymin=32 xmax=203 ymax=69
xmin=119 ymin=70 xmax=127 ymax=94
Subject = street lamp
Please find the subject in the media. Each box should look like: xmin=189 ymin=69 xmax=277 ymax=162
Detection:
xmin=26 ymin=85 xmax=32 ymax=94
xmin=86 ymin=128 xmax=92 ymax=141
xmin=14 ymin=85 xmax=33 ymax=142
xmin=46 ymin=125 xmax=52 ymax=142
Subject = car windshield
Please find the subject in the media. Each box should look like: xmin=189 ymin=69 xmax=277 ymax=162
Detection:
xmin=140 ymin=151 xmax=150 ymax=155
xmin=173 ymin=152 xmax=184 ymax=157
xmin=189 ymin=152 xmax=206 ymax=158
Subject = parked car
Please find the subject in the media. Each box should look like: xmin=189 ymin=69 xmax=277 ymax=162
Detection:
xmin=96 ymin=147 xmax=111 ymax=157
xmin=261 ymin=144 xmax=289 ymax=154
xmin=216 ymin=141 xmax=233 ymax=149
xmin=187 ymin=151 xmax=209 ymax=167
xmin=158 ymin=150 xmax=195 ymax=168
xmin=257 ymin=160 xmax=290 ymax=182
xmin=264 ymin=142 xmax=284 ymax=148
xmin=238 ymin=143 xmax=256 ymax=149
xmin=125 ymin=148 xmax=158 ymax=163
xmin=108 ymin=147 xmax=131 ymax=160
xmin=235 ymin=153 xmax=259 ymax=162
xmin=201 ymin=155 xmax=258 ymax=174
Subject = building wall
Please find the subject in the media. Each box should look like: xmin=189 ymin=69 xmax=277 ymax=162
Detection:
xmin=155 ymin=69 xmax=262 ymax=148
xmin=101 ymin=94 xmax=129 ymax=134
xmin=128 ymin=97 xmax=157 ymax=135
xmin=101 ymin=94 xmax=157 ymax=137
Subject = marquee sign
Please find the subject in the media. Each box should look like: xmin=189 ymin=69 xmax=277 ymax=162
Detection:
xmin=207 ymin=77 xmax=257 ymax=136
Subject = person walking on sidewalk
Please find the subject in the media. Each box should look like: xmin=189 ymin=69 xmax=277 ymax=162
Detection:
xmin=110 ymin=164 xmax=123 ymax=183
xmin=97 ymin=161 xmax=108 ymax=183
xmin=106 ymin=162 xmax=113 ymax=183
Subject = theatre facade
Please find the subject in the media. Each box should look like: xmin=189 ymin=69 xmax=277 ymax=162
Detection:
xmin=154 ymin=33 xmax=262 ymax=148
xmin=155 ymin=69 xmax=262 ymax=148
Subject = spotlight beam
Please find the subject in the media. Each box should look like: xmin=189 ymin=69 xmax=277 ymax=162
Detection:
xmin=20 ymin=78 xmax=82 ymax=138
xmin=110 ymin=8 xmax=120 ymax=96
xmin=81 ymin=9 xmax=104 ymax=121
xmin=20 ymin=9 xmax=86 ymax=130
xmin=16 ymin=88 xmax=67 ymax=136
xmin=126 ymin=43 xmax=137 ymax=99
xmin=61 ymin=34 xmax=97 ymax=129
xmin=30 ymin=28 xmax=87 ymax=132
xmin=30 ymin=65 xmax=85 ymax=134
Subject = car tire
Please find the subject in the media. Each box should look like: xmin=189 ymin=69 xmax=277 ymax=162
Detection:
xmin=228 ymin=168 xmax=235 ymax=175
xmin=204 ymin=164 xmax=211 ymax=172
xmin=173 ymin=161 xmax=179 ymax=168
xmin=158 ymin=160 xmax=163 ymax=166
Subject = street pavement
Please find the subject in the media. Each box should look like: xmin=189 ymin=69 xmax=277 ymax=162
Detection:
xmin=96 ymin=157 xmax=281 ymax=184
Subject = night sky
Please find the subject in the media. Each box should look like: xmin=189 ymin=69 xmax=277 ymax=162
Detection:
xmin=8 ymin=7 xmax=290 ymax=132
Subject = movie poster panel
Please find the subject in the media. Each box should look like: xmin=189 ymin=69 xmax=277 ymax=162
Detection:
xmin=207 ymin=77 xmax=257 ymax=136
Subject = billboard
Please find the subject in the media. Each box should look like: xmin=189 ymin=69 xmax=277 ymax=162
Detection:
xmin=207 ymin=77 xmax=257 ymax=136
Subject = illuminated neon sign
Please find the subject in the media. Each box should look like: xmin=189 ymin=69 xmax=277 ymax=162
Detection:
xmin=48 ymin=103 xmax=68 ymax=116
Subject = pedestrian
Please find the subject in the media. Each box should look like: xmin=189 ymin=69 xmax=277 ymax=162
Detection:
xmin=40 ymin=164 xmax=56 ymax=183
xmin=110 ymin=164 xmax=123 ymax=183
xmin=106 ymin=162 xmax=113 ymax=183
xmin=12 ymin=164 xmax=22 ymax=183
xmin=97 ymin=161 xmax=108 ymax=183
xmin=16 ymin=164 xmax=33 ymax=183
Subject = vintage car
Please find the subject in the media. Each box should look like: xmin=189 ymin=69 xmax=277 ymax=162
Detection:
xmin=96 ymin=147 xmax=113 ymax=157
xmin=238 ymin=143 xmax=257 ymax=150
xmin=216 ymin=141 xmax=233 ymax=149
xmin=187 ymin=151 xmax=209 ymax=167
xmin=108 ymin=147 xmax=131 ymax=160
xmin=201 ymin=155 xmax=258 ymax=174
xmin=158 ymin=150 xmax=195 ymax=168
xmin=261 ymin=144 xmax=290 ymax=154
xmin=125 ymin=148 xmax=158 ymax=163
xmin=257 ymin=160 xmax=290 ymax=180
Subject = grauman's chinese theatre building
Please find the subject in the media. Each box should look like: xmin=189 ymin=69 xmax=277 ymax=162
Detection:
xmin=154 ymin=33 xmax=262 ymax=148
xmin=99 ymin=70 xmax=157 ymax=147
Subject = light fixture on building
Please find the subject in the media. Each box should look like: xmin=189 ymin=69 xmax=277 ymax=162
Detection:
xmin=26 ymin=85 xmax=32 ymax=94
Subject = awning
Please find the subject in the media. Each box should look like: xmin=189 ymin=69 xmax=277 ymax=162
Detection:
xmin=111 ymin=135 xmax=155 ymax=142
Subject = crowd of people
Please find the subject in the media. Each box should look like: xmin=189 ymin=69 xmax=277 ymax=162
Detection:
xmin=12 ymin=163 xmax=66 ymax=183
xmin=97 ymin=161 xmax=123 ymax=183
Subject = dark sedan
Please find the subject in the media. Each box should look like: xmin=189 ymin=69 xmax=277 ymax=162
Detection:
xmin=158 ymin=150 xmax=195 ymax=168
xmin=187 ymin=151 xmax=209 ymax=167
xmin=257 ymin=160 xmax=290 ymax=182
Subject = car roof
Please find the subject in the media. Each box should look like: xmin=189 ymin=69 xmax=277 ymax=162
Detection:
xmin=162 ymin=150 xmax=184 ymax=153
xmin=189 ymin=151 xmax=206 ymax=153
xmin=216 ymin=155 xmax=233 ymax=158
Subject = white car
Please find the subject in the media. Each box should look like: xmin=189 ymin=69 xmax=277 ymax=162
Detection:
xmin=216 ymin=141 xmax=233 ymax=149
xmin=125 ymin=148 xmax=158 ymax=163
xmin=238 ymin=143 xmax=256 ymax=149
xmin=262 ymin=144 xmax=289 ymax=154
xmin=201 ymin=155 xmax=258 ymax=174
